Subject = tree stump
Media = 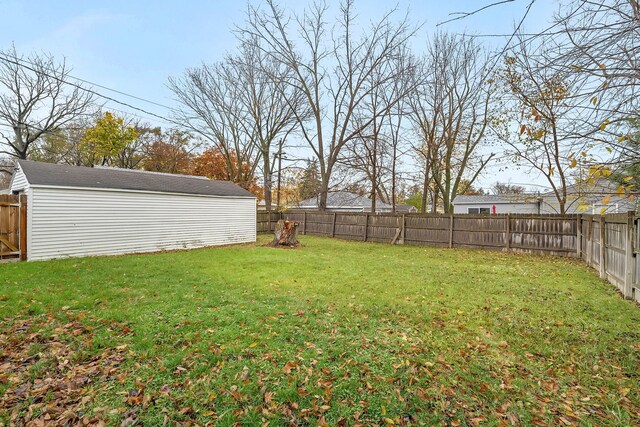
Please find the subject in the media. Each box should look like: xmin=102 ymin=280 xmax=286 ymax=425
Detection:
xmin=271 ymin=220 xmax=300 ymax=247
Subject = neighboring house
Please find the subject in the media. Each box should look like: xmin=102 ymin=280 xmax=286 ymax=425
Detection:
xmin=540 ymin=180 xmax=637 ymax=214
xmin=295 ymin=191 xmax=416 ymax=213
xmin=452 ymin=194 xmax=542 ymax=214
xmin=10 ymin=160 xmax=256 ymax=261
xmin=394 ymin=203 xmax=419 ymax=213
xmin=452 ymin=180 xmax=638 ymax=215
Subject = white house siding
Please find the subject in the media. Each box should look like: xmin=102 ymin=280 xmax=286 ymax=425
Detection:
xmin=453 ymin=202 xmax=539 ymax=214
xmin=540 ymin=195 xmax=637 ymax=214
xmin=28 ymin=186 xmax=256 ymax=261
xmin=10 ymin=166 xmax=29 ymax=193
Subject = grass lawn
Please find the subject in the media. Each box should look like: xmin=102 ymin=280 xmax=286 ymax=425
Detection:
xmin=1 ymin=235 xmax=639 ymax=426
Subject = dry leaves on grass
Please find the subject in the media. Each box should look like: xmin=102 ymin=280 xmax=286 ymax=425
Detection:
xmin=0 ymin=312 xmax=129 ymax=426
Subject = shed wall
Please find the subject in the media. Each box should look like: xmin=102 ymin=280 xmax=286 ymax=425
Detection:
xmin=28 ymin=187 xmax=256 ymax=261
xmin=10 ymin=166 xmax=29 ymax=193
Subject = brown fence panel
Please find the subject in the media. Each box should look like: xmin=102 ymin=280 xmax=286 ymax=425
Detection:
xmin=405 ymin=215 xmax=450 ymax=246
xmin=454 ymin=215 xmax=506 ymax=249
xmin=289 ymin=212 xmax=333 ymax=236
xmin=591 ymin=218 xmax=602 ymax=269
xmin=0 ymin=194 xmax=23 ymax=261
xmin=256 ymin=211 xmax=283 ymax=233
xmin=367 ymin=214 xmax=401 ymax=243
xmin=579 ymin=213 xmax=638 ymax=301
xmin=603 ymin=215 xmax=627 ymax=291
xmin=510 ymin=216 xmax=577 ymax=254
xmin=334 ymin=213 xmax=366 ymax=240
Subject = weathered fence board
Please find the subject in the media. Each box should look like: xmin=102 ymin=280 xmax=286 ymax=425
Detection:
xmin=258 ymin=210 xmax=638 ymax=302
xmin=0 ymin=194 xmax=26 ymax=261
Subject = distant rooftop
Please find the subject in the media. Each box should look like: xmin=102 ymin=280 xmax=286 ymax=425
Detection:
xmin=297 ymin=191 xmax=395 ymax=210
xmin=453 ymin=194 xmax=541 ymax=205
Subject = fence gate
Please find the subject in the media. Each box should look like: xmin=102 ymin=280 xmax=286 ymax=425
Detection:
xmin=0 ymin=194 xmax=26 ymax=261
xmin=635 ymin=216 xmax=640 ymax=302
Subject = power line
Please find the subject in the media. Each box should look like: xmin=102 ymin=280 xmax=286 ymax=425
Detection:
xmin=0 ymin=49 xmax=179 ymax=114
xmin=0 ymin=51 xmax=180 ymax=127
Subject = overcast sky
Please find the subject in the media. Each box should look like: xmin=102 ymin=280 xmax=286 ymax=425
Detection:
xmin=0 ymin=0 xmax=561 ymax=192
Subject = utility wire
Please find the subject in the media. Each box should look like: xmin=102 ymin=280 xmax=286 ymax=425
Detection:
xmin=0 ymin=49 xmax=179 ymax=113
xmin=0 ymin=52 xmax=180 ymax=127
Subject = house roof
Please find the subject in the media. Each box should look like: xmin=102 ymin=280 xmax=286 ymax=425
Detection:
xmin=453 ymin=194 xmax=540 ymax=205
xmin=394 ymin=203 xmax=418 ymax=213
xmin=297 ymin=191 xmax=394 ymax=210
xmin=16 ymin=160 xmax=255 ymax=198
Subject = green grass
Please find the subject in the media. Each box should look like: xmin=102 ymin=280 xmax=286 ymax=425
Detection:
xmin=1 ymin=235 xmax=639 ymax=426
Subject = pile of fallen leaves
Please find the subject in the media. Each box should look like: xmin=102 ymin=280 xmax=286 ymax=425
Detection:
xmin=0 ymin=312 xmax=128 ymax=426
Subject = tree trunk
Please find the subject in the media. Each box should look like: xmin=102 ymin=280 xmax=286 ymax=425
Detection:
xmin=318 ymin=179 xmax=329 ymax=211
xmin=263 ymin=152 xmax=272 ymax=212
xmin=421 ymin=162 xmax=430 ymax=214
xmin=271 ymin=220 xmax=300 ymax=247
xmin=391 ymin=144 xmax=397 ymax=213
xmin=431 ymin=186 xmax=439 ymax=214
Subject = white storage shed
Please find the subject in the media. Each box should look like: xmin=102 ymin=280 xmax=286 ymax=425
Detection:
xmin=10 ymin=160 xmax=256 ymax=261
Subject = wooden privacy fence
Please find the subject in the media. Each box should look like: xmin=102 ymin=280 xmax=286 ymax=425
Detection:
xmin=579 ymin=212 xmax=638 ymax=302
xmin=257 ymin=210 xmax=639 ymax=302
xmin=259 ymin=211 xmax=578 ymax=255
xmin=0 ymin=194 xmax=27 ymax=261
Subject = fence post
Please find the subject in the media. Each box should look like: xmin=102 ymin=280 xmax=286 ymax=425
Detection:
xmin=19 ymin=195 xmax=27 ymax=261
xmin=505 ymin=213 xmax=511 ymax=251
xmin=576 ymin=214 xmax=582 ymax=258
xmin=401 ymin=214 xmax=406 ymax=245
xmin=587 ymin=216 xmax=593 ymax=266
xmin=599 ymin=215 xmax=606 ymax=279
xmin=331 ymin=212 xmax=337 ymax=238
xmin=303 ymin=211 xmax=307 ymax=235
xmin=448 ymin=214 xmax=454 ymax=248
xmin=363 ymin=213 xmax=369 ymax=242
xmin=624 ymin=211 xmax=634 ymax=298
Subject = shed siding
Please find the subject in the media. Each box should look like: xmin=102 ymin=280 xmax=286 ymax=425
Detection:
xmin=28 ymin=187 xmax=256 ymax=261
xmin=10 ymin=166 xmax=29 ymax=193
xmin=453 ymin=202 xmax=539 ymax=214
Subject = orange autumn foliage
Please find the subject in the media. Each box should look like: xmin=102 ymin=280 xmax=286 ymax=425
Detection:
xmin=189 ymin=148 xmax=263 ymax=198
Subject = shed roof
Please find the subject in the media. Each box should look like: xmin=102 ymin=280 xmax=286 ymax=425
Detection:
xmin=17 ymin=160 xmax=255 ymax=198
xmin=453 ymin=194 xmax=540 ymax=205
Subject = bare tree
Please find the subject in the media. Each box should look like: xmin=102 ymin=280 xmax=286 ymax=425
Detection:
xmin=241 ymin=0 xmax=416 ymax=210
xmin=230 ymin=37 xmax=304 ymax=211
xmin=169 ymin=61 xmax=259 ymax=187
xmin=497 ymin=31 xmax=608 ymax=214
xmin=556 ymin=0 xmax=639 ymax=126
xmin=492 ymin=181 xmax=526 ymax=195
xmin=409 ymin=33 xmax=496 ymax=213
xmin=552 ymin=0 xmax=640 ymax=192
xmin=30 ymin=117 xmax=92 ymax=166
xmin=0 ymin=157 xmax=12 ymax=189
xmin=342 ymin=50 xmax=416 ymax=212
xmin=0 ymin=45 xmax=95 ymax=159
xmin=385 ymin=76 xmax=413 ymax=212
